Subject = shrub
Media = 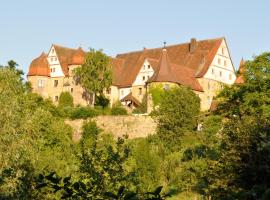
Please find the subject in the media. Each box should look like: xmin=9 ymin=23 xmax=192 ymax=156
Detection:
xmin=95 ymin=95 xmax=110 ymax=108
xmin=111 ymin=106 xmax=127 ymax=115
xmin=58 ymin=92 xmax=73 ymax=107
xmin=70 ymin=107 xmax=99 ymax=119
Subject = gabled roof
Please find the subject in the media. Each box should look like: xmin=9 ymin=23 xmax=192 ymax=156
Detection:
xmin=53 ymin=44 xmax=80 ymax=76
xmin=115 ymin=37 xmax=223 ymax=87
xmin=27 ymin=52 xmax=50 ymax=76
xmin=235 ymin=58 xmax=245 ymax=84
xmin=120 ymin=92 xmax=141 ymax=106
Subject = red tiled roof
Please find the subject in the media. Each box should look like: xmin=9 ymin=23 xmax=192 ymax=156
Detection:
xmin=146 ymin=49 xmax=203 ymax=91
xmin=27 ymin=52 xmax=50 ymax=76
xmin=235 ymin=58 xmax=245 ymax=84
xmin=115 ymin=37 xmax=223 ymax=88
xmin=71 ymin=47 xmax=86 ymax=65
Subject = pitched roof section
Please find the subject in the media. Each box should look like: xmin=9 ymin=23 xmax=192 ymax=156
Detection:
xmin=53 ymin=44 xmax=78 ymax=76
xmin=235 ymin=59 xmax=245 ymax=84
xmin=146 ymin=52 xmax=203 ymax=91
xmin=147 ymin=48 xmax=179 ymax=83
xmin=120 ymin=92 xmax=141 ymax=106
xmin=27 ymin=52 xmax=50 ymax=76
xmin=115 ymin=37 xmax=223 ymax=87
xmin=72 ymin=47 xmax=86 ymax=65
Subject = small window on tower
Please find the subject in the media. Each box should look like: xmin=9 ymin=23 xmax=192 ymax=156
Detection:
xmin=38 ymin=80 xmax=44 ymax=88
xmin=54 ymin=80 xmax=58 ymax=87
xmin=139 ymin=88 xmax=142 ymax=95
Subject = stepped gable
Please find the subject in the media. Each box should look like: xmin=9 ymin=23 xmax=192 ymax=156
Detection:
xmin=235 ymin=58 xmax=245 ymax=84
xmin=71 ymin=47 xmax=86 ymax=65
xmin=53 ymin=44 xmax=78 ymax=76
xmin=115 ymin=37 xmax=223 ymax=87
xmin=27 ymin=52 xmax=50 ymax=76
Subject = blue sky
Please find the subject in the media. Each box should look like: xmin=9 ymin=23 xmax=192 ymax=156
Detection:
xmin=0 ymin=0 xmax=269 ymax=76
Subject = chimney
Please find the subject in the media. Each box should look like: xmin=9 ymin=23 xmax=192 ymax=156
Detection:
xmin=189 ymin=38 xmax=197 ymax=53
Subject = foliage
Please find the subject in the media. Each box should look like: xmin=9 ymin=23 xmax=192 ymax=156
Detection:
xmin=95 ymin=94 xmax=110 ymax=108
xmin=70 ymin=106 xmax=100 ymax=119
xmin=0 ymin=63 xmax=77 ymax=199
xmin=153 ymin=86 xmax=200 ymax=147
xmin=206 ymin=52 xmax=270 ymax=199
xmin=148 ymin=84 xmax=165 ymax=106
xmin=74 ymin=48 xmax=112 ymax=105
xmin=59 ymin=91 xmax=74 ymax=108
xmin=111 ymin=106 xmax=128 ymax=115
xmin=132 ymin=95 xmax=147 ymax=114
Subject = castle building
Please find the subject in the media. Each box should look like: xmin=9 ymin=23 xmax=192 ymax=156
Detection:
xmin=27 ymin=37 xmax=237 ymax=111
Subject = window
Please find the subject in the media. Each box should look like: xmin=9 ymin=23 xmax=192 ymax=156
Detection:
xmin=121 ymin=90 xmax=124 ymax=96
xmin=71 ymin=88 xmax=74 ymax=93
xmin=211 ymin=68 xmax=215 ymax=75
xmin=54 ymin=80 xmax=58 ymax=87
xmin=219 ymin=71 xmax=222 ymax=77
xmin=139 ymin=88 xmax=142 ymax=95
xmin=54 ymin=57 xmax=57 ymax=61
xmin=218 ymin=58 xmax=221 ymax=65
xmin=51 ymin=57 xmax=54 ymax=62
xmin=38 ymin=80 xmax=44 ymax=88
xmin=229 ymin=74 xmax=232 ymax=80
xmin=143 ymin=65 xmax=145 ymax=70
xmin=106 ymin=88 xmax=111 ymax=94
xmin=142 ymin=76 xmax=145 ymax=81
xmin=224 ymin=60 xmax=227 ymax=66
xmin=54 ymin=96 xmax=59 ymax=102
xmin=147 ymin=75 xmax=150 ymax=79
xmin=52 ymin=49 xmax=54 ymax=53
xmin=148 ymin=65 xmax=150 ymax=69
xmin=51 ymin=68 xmax=55 ymax=73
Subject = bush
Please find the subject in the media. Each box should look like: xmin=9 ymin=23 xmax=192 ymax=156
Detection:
xmin=70 ymin=107 xmax=99 ymax=119
xmin=59 ymin=92 xmax=73 ymax=107
xmin=95 ymin=95 xmax=110 ymax=108
xmin=111 ymin=106 xmax=127 ymax=115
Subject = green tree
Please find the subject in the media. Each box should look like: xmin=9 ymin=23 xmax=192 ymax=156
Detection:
xmin=153 ymin=86 xmax=200 ymax=147
xmin=59 ymin=91 xmax=74 ymax=108
xmin=74 ymin=48 xmax=112 ymax=106
xmin=207 ymin=52 xmax=270 ymax=199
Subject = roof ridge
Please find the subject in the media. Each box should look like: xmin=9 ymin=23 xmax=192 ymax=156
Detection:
xmin=52 ymin=44 xmax=78 ymax=51
xmin=116 ymin=37 xmax=224 ymax=57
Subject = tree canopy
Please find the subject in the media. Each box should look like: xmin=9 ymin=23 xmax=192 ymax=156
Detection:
xmin=74 ymin=49 xmax=112 ymax=105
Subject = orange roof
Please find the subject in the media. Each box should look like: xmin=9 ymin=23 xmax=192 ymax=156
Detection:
xmin=235 ymin=58 xmax=245 ymax=84
xmin=71 ymin=47 xmax=86 ymax=65
xmin=27 ymin=52 xmax=50 ymax=76
xmin=115 ymin=37 xmax=223 ymax=87
xmin=147 ymin=49 xmax=203 ymax=91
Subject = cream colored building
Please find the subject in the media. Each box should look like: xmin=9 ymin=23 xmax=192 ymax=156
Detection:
xmin=27 ymin=37 xmax=236 ymax=111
